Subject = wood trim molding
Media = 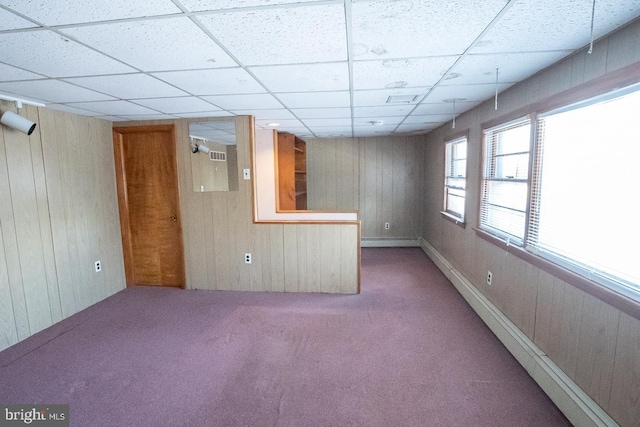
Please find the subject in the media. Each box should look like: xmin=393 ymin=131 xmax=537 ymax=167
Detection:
xmin=112 ymin=131 xmax=134 ymax=286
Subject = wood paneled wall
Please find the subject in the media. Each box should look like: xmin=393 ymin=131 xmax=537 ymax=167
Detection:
xmin=420 ymin=20 xmax=640 ymax=427
xmin=0 ymin=103 xmax=125 ymax=352
xmin=115 ymin=117 xmax=359 ymax=294
xmin=306 ymin=136 xmax=424 ymax=240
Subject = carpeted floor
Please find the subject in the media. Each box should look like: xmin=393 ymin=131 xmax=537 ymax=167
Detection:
xmin=0 ymin=248 xmax=570 ymax=426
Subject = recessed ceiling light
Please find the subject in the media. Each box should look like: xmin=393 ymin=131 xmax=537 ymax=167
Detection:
xmin=386 ymin=95 xmax=419 ymax=104
xmin=267 ymin=123 xmax=280 ymax=127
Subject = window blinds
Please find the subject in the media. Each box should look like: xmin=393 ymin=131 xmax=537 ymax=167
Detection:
xmin=480 ymin=118 xmax=531 ymax=243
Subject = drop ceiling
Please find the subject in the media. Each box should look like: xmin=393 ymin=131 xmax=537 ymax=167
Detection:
xmin=1 ymin=0 xmax=639 ymax=138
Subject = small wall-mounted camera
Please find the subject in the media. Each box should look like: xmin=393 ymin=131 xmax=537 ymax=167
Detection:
xmin=1 ymin=111 xmax=36 ymax=135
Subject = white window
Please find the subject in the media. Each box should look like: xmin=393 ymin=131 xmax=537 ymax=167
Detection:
xmin=527 ymin=85 xmax=640 ymax=297
xmin=444 ymin=136 xmax=467 ymax=220
xmin=480 ymin=118 xmax=531 ymax=243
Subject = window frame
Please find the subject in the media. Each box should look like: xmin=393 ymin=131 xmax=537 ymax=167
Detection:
xmin=473 ymin=65 xmax=640 ymax=315
xmin=442 ymin=133 xmax=468 ymax=225
xmin=478 ymin=116 xmax=533 ymax=245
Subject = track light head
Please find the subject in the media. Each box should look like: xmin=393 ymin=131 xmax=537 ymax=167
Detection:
xmin=1 ymin=111 xmax=36 ymax=135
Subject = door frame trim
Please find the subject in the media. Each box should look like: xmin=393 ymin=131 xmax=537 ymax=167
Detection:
xmin=112 ymin=124 xmax=185 ymax=288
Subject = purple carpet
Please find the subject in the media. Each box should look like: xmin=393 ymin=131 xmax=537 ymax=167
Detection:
xmin=0 ymin=248 xmax=570 ymax=426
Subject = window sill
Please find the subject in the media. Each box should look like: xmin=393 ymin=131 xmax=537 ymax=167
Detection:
xmin=473 ymin=227 xmax=640 ymax=321
xmin=440 ymin=211 xmax=466 ymax=229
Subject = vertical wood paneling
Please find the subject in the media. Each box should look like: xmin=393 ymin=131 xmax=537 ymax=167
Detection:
xmin=0 ymin=104 xmax=30 ymax=342
xmin=40 ymin=109 xmax=77 ymax=317
xmin=269 ymin=225 xmax=285 ymax=292
xmin=5 ymin=107 xmax=52 ymax=335
xmin=0 ymin=224 xmax=19 ymax=349
xmin=308 ymin=135 xmax=423 ymax=240
xmin=340 ymin=225 xmax=359 ymax=293
xmin=283 ymin=225 xmax=298 ymax=292
xmin=28 ymin=108 xmax=62 ymax=324
xmin=609 ymin=312 xmax=640 ymax=427
xmin=556 ymin=282 xmax=585 ymax=380
xmin=0 ymin=104 xmax=125 ymax=352
xmin=212 ymin=195 xmax=231 ymax=291
xmin=574 ymin=294 xmax=620 ymax=411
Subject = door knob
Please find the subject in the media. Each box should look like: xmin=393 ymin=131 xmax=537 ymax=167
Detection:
xmin=170 ymin=215 xmax=177 ymax=221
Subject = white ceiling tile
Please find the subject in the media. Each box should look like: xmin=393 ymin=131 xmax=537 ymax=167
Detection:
xmin=0 ymin=80 xmax=115 ymax=103
xmin=197 ymin=4 xmax=347 ymax=65
xmin=202 ymin=93 xmax=283 ymax=110
xmin=351 ymin=0 xmax=508 ymax=59
xmin=61 ymin=17 xmax=238 ymax=72
xmin=0 ymin=7 xmax=37 ymax=30
xmin=0 ymin=31 xmax=135 ymax=77
xmin=63 ymin=74 xmax=188 ymax=99
xmin=233 ymin=109 xmax=295 ymax=120
xmin=302 ymin=118 xmax=352 ymax=127
xmin=0 ymin=0 xmax=181 ymax=26
xmin=251 ymin=63 xmax=350 ymax=92
xmin=65 ymin=100 xmax=159 ymax=115
xmin=309 ymin=128 xmax=353 ymax=137
xmin=353 ymin=105 xmax=414 ymax=117
xmin=118 ymin=114 xmax=177 ymax=121
xmin=181 ymin=0 xmax=321 ymax=12
xmin=0 ymin=63 xmax=44 ymax=81
xmin=353 ymin=57 xmax=458 ymax=90
xmin=45 ymin=104 xmax=104 ymax=116
xmin=403 ymin=114 xmax=456 ymax=124
xmin=353 ymin=116 xmax=404 ymax=126
xmin=412 ymin=101 xmax=481 ymax=116
xmin=396 ymin=123 xmax=443 ymax=133
xmin=96 ymin=116 xmax=130 ymax=122
xmin=174 ymin=111 xmax=235 ymax=118
xmin=291 ymin=108 xmax=351 ymax=119
xmin=152 ymin=68 xmax=266 ymax=95
xmin=254 ymin=119 xmax=305 ymax=128
xmin=353 ymin=88 xmax=429 ymax=107
xmin=424 ymin=83 xmax=513 ymax=104
xmin=474 ymin=0 xmax=640 ymax=54
xmin=132 ymin=97 xmax=220 ymax=114
xmin=275 ymin=91 xmax=350 ymax=108
xmin=353 ymin=126 xmax=398 ymax=137
xmin=449 ymin=52 xmax=572 ymax=86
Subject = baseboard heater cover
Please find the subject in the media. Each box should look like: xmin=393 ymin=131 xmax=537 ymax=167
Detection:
xmin=361 ymin=238 xmax=420 ymax=248
xmin=419 ymin=237 xmax=618 ymax=427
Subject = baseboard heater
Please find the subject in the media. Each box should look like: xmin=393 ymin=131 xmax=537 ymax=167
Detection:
xmin=361 ymin=238 xmax=420 ymax=248
xmin=419 ymin=238 xmax=618 ymax=427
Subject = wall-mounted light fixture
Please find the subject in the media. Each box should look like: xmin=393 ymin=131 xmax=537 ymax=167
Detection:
xmin=1 ymin=110 xmax=36 ymax=135
xmin=190 ymin=137 xmax=211 ymax=154
xmin=0 ymin=93 xmax=45 ymax=136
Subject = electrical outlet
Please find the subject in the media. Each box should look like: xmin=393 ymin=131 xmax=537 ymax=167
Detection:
xmin=487 ymin=271 xmax=492 ymax=286
xmin=384 ymin=222 xmax=390 ymax=230
xmin=245 ymin=253 xmax=252 ymax=264
xmin=243 ymin=169 xmax=250 ymax=180
xmin=94 ymin=261 xmax=101 ymax=273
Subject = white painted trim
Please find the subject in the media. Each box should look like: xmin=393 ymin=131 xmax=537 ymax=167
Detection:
xmin=361 ymin=238 xmax=420 ymax=247
xmin=419 ymin=237 xmax=619 ymax=427
xmin=253 ymin=129 xmax=358 ymax=222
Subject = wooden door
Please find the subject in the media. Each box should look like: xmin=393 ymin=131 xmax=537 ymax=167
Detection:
xmin=113 ymin=125 xmax=185 ymax=288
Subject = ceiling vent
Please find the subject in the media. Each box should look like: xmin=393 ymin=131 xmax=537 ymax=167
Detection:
xmin=386 ymin=95 xmax=419 ymax=104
